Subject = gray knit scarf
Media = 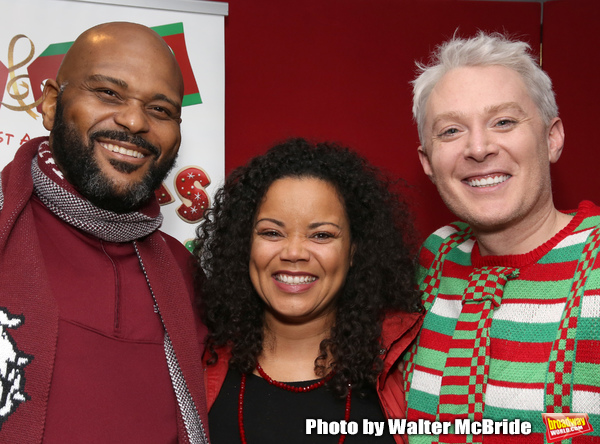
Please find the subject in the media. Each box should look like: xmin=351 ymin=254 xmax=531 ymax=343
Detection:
xmin=30 ymin=146 xmax=162 ymax=243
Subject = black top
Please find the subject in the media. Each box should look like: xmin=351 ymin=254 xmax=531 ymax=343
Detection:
xmin=209 ymin=368 xmax=396 ymax=444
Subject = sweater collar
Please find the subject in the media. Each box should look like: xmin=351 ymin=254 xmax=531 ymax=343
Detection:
xmin=471 ymin=201 xmax=597 ymax=268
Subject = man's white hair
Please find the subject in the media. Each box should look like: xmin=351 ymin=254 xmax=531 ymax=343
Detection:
xmin=412 ymin=31 xmax=558 ymax=146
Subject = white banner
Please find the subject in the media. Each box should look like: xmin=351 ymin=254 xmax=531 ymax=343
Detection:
xmin=0 ymin=0 xmax=227 ymax=249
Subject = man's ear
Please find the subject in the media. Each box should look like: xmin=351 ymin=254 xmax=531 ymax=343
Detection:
xmin=547 ymin=117 xmax=565 ymax=164
xmin=41 ymin=79 xmax=60 ymax=131
xmin=418 ymin=145 xmax=435 ymax=183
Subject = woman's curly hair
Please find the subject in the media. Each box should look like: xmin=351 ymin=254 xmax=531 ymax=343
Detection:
xmin=194 ymin=138 xmax=421 ymax=398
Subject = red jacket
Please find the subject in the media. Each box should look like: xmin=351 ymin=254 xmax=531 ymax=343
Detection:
xmin=0 ymin=138 xmax=209 ymax=443
xmin=204 ymin=310 xmax=423 ymax=444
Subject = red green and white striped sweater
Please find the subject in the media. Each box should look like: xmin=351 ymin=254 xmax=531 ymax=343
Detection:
xmin=403 ymin=201 xmax=600 ymax=443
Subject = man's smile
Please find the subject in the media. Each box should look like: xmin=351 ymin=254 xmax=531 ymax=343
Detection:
xmin=99 ymin=141 xmax=146 ymax=159
xmin=464 ymin=173 xmax=511 ymax=188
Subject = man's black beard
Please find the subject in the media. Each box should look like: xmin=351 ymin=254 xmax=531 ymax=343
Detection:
xmin=50 ymin=95 xmax=177 ymax=214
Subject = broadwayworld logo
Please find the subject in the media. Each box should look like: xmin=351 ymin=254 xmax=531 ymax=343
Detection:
xmin=542 ymin=413 xmax=594 ymax=442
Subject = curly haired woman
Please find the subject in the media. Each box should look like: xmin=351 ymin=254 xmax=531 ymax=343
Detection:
xmin=195 ymin=138 xmax=423 ymax=444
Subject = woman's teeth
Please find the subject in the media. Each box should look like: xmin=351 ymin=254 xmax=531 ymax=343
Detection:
xmin=275 ymin=274 xmax=317 ymax=284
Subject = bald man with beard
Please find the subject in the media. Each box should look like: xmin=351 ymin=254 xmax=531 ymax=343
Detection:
xmin=0 ymin=22 xmax=209 ymax=443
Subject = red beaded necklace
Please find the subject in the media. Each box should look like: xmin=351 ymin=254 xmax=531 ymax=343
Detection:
xmin=238 ymin=363 xmax=352 ymax=444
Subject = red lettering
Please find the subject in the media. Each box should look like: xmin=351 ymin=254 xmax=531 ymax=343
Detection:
xmin=174 ymin=166 xmax=211 ymax=223
xmin=20 ymin=133 xmax=31 ymax=145
xmin=155 ymin=182 xmax=175 ymax=205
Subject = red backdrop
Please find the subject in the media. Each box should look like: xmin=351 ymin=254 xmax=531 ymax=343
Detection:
xmin=215 ymin=0 xmax=598 ymax=241
xmin=542 ymin=0 xmax=600 ymax=212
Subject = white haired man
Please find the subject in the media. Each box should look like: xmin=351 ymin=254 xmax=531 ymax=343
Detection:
xmin=403 ymin=32 xmax=599 ymax=443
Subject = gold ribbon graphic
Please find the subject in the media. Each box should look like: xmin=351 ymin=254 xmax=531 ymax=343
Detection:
xmin=2 ymin=34 xmax=42 ymax=119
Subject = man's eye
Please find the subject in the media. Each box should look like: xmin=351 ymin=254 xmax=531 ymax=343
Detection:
xmin=150 ymin=106 xmax=172 ymax=117
xmin=439 ymin=128 xmax=459 ymax=137
xmin=98 ymin=89 xmax=118 ymax=97
xmin=149 ymin=105 xmax=178 ymax=120
xmin=94 ymin=88 xmax=122 ymax=102
xmin=496 ymin=119 xmax=516 ymax=127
